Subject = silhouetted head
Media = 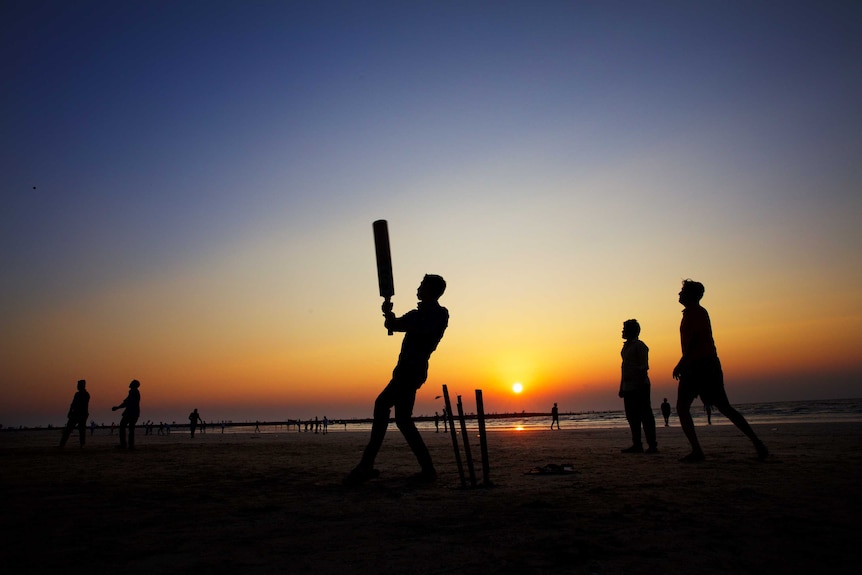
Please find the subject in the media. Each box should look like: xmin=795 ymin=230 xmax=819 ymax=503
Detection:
xmin=622 ymin=319 xmax=641 ymax=340
xmin=679 ymin=279 xmax=705 ymax=306
xmin=418 ymin=274 xmax=446 ymax=301
xmin=77 ymin=379 xmax=86 ymax=390
xmin=130 ymin=379 xmax=140 ymax=389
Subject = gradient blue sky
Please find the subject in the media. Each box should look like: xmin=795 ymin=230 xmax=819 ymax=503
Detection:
xmin=2 ymin=1 xmax=861 ymax=427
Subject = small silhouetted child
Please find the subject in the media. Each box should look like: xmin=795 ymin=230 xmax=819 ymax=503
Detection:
xmin=112 ymin=380 xmax=141 ymax=450
xmin=59 ymin=380 xmax=90 ymax=448
xmin=661 ymin=398 xmax=671 ymax=426
xmin=189 ymin=409 xmax=202 ymax=438
xmin=551 ymin=403 xmax=560 ymax=430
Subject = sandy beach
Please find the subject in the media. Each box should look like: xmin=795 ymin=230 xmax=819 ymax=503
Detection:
xmin=1 ymin=421 xmax=860 ymax=574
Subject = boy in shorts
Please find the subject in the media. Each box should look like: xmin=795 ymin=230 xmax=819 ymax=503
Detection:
xmin=673 ymin=280 xmax=768 ymax=462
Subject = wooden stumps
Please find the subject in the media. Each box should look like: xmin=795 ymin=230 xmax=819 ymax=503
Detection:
xmin=476 ymin=389 xmax=491 ymax=486
xmin=442 ymin=385 xmax=491 ymax=489
xmin=442 ymin=385 xmax=466 ymax=488
xmin=457 ymin=394 xmax=477 ymax=488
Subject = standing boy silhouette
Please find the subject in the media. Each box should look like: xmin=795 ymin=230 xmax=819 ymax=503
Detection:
xmin=619 ymin=319 xmax=657 ymax=453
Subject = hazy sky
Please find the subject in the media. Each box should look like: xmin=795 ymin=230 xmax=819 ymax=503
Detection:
xmin=2 ymin=1 xmax=861 ymax=427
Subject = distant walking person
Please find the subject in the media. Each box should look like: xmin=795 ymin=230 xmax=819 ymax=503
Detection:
xmin=673 ymin=280 xmax=768 ymax=462
xmin=189 ymin=409 xmax=202 ymax=438
xmin=550 ymin=403 xmax=560 ymax=430
xmin=59 ymin=379 xmax=90 ymax=448
xmin=112 ymin=380 xmax=141 ymax=450
xmin=619 ymin=320 xmax=657 ymax=454
xmin=344 ymin=274 xmax=449 ymax=486
xmin=661 ymin=398 xmax=672 ymax=427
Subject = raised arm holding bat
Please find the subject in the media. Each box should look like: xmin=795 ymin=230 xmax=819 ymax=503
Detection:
xmin=344 ymin=221 xmax=449 ymax=486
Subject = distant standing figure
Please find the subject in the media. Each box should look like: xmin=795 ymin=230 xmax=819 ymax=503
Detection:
xmin=704 ymin=403 xmax=713 ymax=425
xmin=673 ymin=280 xmax=768 ymax=462
xmin=344 ymin=274 xmax=449 ymax=486
xmin=661 ymin=398 xmax=672 ymax=427
xmin=550 ymin=403 xmax=560 ymax=430
xmin=189 ymin=409 xmax=202 ymax=438
xmin=59 ymin=379 xmax=90 ymax=448
xmin=434 ymin=411 xmax=440 ymax=433
xmin=619 ymin=320 xmax=658 ymax=454
xmin=90 ymin=419 xmax=96 ymax=436
xmin=112 ymin=380 xmax=141 ymax=450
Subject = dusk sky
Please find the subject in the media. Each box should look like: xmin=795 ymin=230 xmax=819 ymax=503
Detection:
xmin=2 ymin=1 xmax=861 ymax=427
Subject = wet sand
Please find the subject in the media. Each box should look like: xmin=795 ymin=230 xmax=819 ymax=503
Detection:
xmin=1 ymin=421 xmax=859 ymax=574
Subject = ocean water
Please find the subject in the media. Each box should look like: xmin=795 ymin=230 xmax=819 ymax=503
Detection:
xmin=215 ymin=397 xmax=862 ymax=434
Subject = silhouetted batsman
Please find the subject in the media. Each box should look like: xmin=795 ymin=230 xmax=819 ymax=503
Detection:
xmin=344 ymin=274 xmax=449 ymax=486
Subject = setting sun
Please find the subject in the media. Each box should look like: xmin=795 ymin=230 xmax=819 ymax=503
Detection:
xmin=512 ymin=382 xmax=524 ymax=394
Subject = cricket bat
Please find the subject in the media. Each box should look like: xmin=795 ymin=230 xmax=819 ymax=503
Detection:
xmin=373 ymin=219 xmax=394 ymax=335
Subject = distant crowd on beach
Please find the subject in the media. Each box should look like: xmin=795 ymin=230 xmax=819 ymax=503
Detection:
xmin=53 ymin=403 xmax=343 ymax=446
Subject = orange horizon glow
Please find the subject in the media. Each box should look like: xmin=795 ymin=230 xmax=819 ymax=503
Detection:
xmin=3 ymin=303 xmax=860 ymax=428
